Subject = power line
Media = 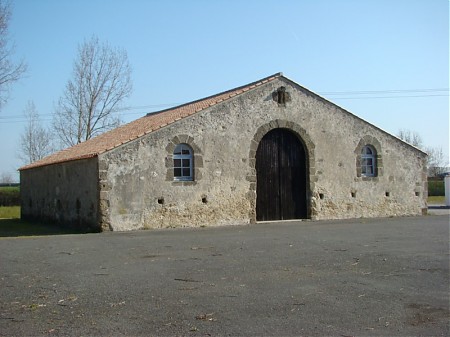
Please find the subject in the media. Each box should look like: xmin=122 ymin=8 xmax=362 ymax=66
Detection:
xmin=0 ymin=103 xmax=182 ymax=120
xmin=0 ymin=103 xmax=183 ymax=124
xmin=0 ymin=89 xmax=448 ymax=124
xmin=319 ymin=88 xmax=449 ymax=95
xmin=318 ymin=88 xmax=449 ymax=100
xmin=326 ymin=94 xmax=449 ymax=100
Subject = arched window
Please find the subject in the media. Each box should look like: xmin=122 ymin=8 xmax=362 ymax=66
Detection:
xmin=361 ymin=145 xmax=376 ymax=177
xmin=173 ymin=144 xmax=193 ymax=181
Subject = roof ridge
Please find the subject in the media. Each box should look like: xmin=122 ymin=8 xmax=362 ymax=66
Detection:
xmin=20 ymin=73 xmax=283 ymax=171
xmin=146 ymin=72 xmax=283 ymax=117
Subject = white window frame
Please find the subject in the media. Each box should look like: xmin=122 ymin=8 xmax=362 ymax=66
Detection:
xmin=173 ymin=144 xmax=193 ymax=181
xmin=361 ymin=145 xmax=376 ymax=177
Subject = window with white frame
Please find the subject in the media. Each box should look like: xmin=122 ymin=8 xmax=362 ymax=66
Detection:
xmin=173 ymin=144 xmax=193 ymax=181
xmin=361 ymin=145 xmax=376 ymax=177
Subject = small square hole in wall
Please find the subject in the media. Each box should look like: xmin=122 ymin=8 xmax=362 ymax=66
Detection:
xmin=201 ymin=196 xmax=208 ymax=204
xmin=415 ymin=191 xmax=420 ymax=197
xmin=351 ymin=192 xmax=356 ymax=198
xmin=157 ymin=197 xmax=164 ymax=205
xmin=385 ymin=192 xmax=390 ymax=197
xmin=319 ymin=193 xmax=324 ymax=200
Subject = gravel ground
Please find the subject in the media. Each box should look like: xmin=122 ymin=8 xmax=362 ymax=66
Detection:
xmin=0 ymin=215 xmax=448 ymax=337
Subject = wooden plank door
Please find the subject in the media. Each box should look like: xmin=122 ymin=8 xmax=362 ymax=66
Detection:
xmin=256 ymin=130 xmax=281 ymax=221
xmin=256 ymin=129 xmax=307 ymax=221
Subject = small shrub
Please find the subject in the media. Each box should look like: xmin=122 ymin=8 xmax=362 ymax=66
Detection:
xmin=0 ymin=187 xmax=20 ymax=206
xmin=428 ymin=180 xmax=444 ymax=196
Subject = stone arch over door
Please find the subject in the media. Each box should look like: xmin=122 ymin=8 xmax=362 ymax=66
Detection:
xmin=247 ymin=120 xmax=316 ymax=222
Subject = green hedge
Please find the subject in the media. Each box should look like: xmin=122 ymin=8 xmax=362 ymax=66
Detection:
xmin=0 ymin=187 xmax=20 ymax=206
xmin=428 ymin=180 xmax=444 ymax=196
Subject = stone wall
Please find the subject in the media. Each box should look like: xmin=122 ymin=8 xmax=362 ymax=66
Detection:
xmin=20 ymin=158 xmax=100 ymax=231
xmin=99 ymin=77 xmax=427 ymax=231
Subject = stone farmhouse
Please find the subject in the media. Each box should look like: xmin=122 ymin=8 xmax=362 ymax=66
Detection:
xmin=19 ymin=73 xmax=428 ymax=231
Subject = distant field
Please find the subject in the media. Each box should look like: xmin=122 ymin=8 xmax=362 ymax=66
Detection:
xmin=0 ymin=186 xmax=20 ymax=192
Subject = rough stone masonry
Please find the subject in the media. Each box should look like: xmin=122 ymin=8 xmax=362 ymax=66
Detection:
xmin=20 ymin=74 xmax=427 ymax=231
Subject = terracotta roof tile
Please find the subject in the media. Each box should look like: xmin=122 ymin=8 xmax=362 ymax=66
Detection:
xmin=20 ymin=73 xmax=282 ymax=170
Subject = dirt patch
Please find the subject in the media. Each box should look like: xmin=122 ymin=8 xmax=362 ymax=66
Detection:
xmin=406 ymin=303 xmax=449 ymax=326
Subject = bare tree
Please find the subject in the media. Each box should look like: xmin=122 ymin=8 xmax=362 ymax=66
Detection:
xmin=426 ymin=146 xmax=447 ymax=177
xmin=18 ymin=101 xmax=53 ymax=164
xmin=53 ymin=36 xmax=132 ymax=147
xmin=397 ymin=129 xmax=423 ymax=149
xmin=0 ymin=171 xmax=13 ymax=183
xmin=0 ymin=1 xmax=26 ymax=109
xmin=397 ymin=129 xmax=448 ymax=177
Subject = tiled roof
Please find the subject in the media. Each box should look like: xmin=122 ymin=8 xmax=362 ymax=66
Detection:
xmin=20 ymin=73 xmax=282 ymax=170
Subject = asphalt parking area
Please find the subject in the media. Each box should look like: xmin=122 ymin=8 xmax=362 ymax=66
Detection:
xmin=0 ymin=215 xmax=449 ymax=337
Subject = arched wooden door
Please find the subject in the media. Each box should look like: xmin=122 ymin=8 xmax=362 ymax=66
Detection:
xmin=256 ymin=128 xmax=308 ymax=221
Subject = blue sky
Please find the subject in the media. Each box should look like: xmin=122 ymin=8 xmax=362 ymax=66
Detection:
xmin=1 ymin=0 xmax=448 ymax=180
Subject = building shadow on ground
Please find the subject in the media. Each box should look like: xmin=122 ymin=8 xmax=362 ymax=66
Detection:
xmin=0 ymin=218 xmax=86 ymax=237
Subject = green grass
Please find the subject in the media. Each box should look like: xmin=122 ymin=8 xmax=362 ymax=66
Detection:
xmin=428 ymin=196 xmax=445 ymax=204
xmin=0 ymin=206 xmax=20 ymax=218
